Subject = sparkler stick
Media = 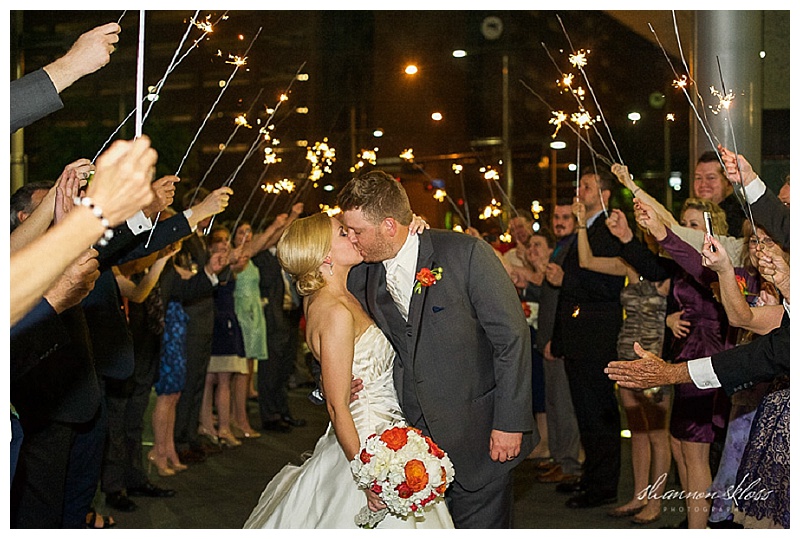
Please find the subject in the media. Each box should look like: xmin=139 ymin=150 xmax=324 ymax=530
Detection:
xmin=575 ymin=132 xmax=580 ymax=199
xmin=205 ymin=62 xmax=308 ymax=235
xmin=117 ymin=11 xmax=127 ymax=25
xmin=556 ymin=15 xmax=624 ymax=165
xmin=188 ymin=88 xmax=265 ymax=208
xmin=93 ymin=11 xmax=227 ymax=162
xmin=176 ymin=27 xmax=262 ymax=178
xmin=455 ymin=166 xmax=471 ymax=229
xmin=714 ymin=61 xmax=758 ymax=243
xmin=134 ymin=10 xmax=145 ymax=139
xmin=648 ymin=23 xmax=720 ymax=162
xmin=518 ymin=79 xmax=613 ymax=167
xmin=146 ymin=25 xmax=260 ymax=248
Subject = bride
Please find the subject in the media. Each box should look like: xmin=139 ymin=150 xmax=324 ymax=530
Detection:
xmin=243 ymin=212 xmax=454 ymax=528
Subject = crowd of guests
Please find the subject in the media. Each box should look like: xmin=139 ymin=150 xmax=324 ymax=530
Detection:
xmin=496 ymin=152 xmax=789 ymax=529
xmin=10 ymin=19 xmax=789 ymax=531
xmin=9 ymin=22 xmax=311 ymax=529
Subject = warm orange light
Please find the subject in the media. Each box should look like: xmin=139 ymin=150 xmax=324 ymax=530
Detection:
xmin=404 ymin=65 xmax=418 ymax=75
xmin=431 ymin=112 xmax=443 ymax=121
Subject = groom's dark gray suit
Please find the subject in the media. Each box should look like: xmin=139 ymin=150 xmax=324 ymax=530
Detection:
xmin=348 ymin=228 xmax=536 ymax=527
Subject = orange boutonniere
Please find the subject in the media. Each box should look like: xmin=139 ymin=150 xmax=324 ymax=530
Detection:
xmin=413 ymin=266 xmax=443 ymax=294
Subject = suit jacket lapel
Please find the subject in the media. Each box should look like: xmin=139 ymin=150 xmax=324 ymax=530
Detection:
xmin=407 ymin=232 xmax=435 ymax=357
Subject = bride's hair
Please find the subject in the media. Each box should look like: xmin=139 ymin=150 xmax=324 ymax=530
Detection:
xmin=277 ymin=212 xmax=331 ymax=297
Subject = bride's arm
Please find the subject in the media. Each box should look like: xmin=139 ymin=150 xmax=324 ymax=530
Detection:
xmin=313 ymin=303 xmax=361 ymax=461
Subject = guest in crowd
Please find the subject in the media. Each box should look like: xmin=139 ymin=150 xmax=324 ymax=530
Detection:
xmin=534 ymin=201 xmax=583 ymax=488
xmin=551 ymin=167 xmax=626 ymax=509
xmin=572 ymin=197 xmax=673 ymax=525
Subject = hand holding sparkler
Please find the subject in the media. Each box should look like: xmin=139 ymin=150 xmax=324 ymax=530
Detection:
xmin=700 ymin=235 xmax=732 ymax=274
xmin=756 ymin=242 xmax=790 ymax=301
xmin=633 ymin=199 xmax=667 ymax=242
xmin=611 ymin=163 xmax=636 ymax=193
xmin=86 ymin=137 xmax=157 ymax=228
xmin=718 ymin=146 xmax=757 ymax=187
xmin=44 ymin=22 xmax=121 ymax=94
xmin=605 ymin=208 xmax=634 ymax=244
xmin=142 ymin=175 xmax=180 ymax=219
xmin=571 ymin=200 xmax=587 ymax=228
xmin=186 ymin=186 xmax=233 ymax=230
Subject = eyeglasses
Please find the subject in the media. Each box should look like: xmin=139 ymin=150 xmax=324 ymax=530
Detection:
xmin=749 ymin=237 xmax=776 ymax=246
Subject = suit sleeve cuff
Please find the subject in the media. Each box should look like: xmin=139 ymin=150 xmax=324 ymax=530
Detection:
xmin=744 ymin=175 xmax=767 ymax=203
xmin=204 ymin=266 xmax=219 ymax=286
xmin=687 ymin=357 xmax=721 ymax=389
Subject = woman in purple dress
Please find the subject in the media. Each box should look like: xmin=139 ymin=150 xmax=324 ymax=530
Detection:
xmin=636 ymin=198 xmax=747 ymax=529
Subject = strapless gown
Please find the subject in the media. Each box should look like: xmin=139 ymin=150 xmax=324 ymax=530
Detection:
xmin=243 ymin=324 xmax=454 ymax=529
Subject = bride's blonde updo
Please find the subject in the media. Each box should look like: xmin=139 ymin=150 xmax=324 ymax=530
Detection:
xmin=276 ymin=212 xmax=332 ymax=297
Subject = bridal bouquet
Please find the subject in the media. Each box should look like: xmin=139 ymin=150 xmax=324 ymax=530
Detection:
xmin=350 ymin=423 xmax=455 ymax=528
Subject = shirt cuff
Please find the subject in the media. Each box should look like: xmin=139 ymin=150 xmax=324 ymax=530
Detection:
xmin=204 ymin=266 xmax=219 ymax=286
xmin=743 ymin=175 xmax=767 ymax=203
xmin=126 ymin=211 xmax=153 ymax=235
xmin=687 ymin=357 xmax=722 ymax=389
xmin=183 ymin=208 xmax=196 ymax=232
xmin=783 ymin=299 xmax=790 ymax=319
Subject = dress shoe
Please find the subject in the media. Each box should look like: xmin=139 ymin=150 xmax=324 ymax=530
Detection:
xmin=105 ymin=491 xmax=137 ymax=512
xmin=538 ymin=466 xmax=573 ymax=484
xmin=281 ymin=415 xmax=307 ymax=427
xmin=128 ymin=482 xmax=176 ymax=498
xmin=178 ymin=448 xmax=207 ymax=463
xmin=262 ymin=419 xmax=292 ymax=433
xmin=555 ymin=477 xmax=584 ymax=493
xmin=566 ymin=491 xmax=618 ymax=509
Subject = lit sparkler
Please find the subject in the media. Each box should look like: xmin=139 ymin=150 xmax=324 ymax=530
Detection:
xmin=556 ymin=15 xmax=624 ymax=165
xmin=433 ymin=189 xmax=447 ymax=202
xmin=549 ymin=110 xmax=568 ymax=138
xmin=708 ymin=85 xmax=735 ymax=115
xmin=666 ymin=113 xmax=676 ymax=121
xmin=478 ymin=199 xmax=503 ymax=220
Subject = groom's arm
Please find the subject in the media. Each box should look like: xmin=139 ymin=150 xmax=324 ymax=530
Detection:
xmin=467 ymin=239 xmax=534 ymax=434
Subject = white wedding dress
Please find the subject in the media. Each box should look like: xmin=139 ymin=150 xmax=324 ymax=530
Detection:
xmin=243 ymin=324 xmax=454 ymax=528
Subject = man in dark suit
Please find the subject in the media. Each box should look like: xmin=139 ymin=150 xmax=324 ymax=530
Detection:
xmin=550 ymin=167 xmax=625 ymax=509
xmin=339 ymin=171 xmax=535 ymax=528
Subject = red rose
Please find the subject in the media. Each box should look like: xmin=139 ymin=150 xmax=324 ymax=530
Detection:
xmin=380 ymin=427 xmax=408 ymax=451
xmin=404 ymin=459 xmax=429 ymax=493
xmin=359 ymin=449 xmax=372 ymax=463
xmin=521 ymin=301 xmax=532 ymax=318
xmin=370 ymin=483 xmax=382 ymax=494
xmin=396 ymin=481 xmax=413 ymax=499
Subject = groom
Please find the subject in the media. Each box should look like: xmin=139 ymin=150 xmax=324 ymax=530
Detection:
xmin=339 ymin=171 xmax=536 ymax=528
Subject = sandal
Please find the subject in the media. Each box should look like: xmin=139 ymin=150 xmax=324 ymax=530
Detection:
xmin=86 ymin=509 xmax=116 ymax=529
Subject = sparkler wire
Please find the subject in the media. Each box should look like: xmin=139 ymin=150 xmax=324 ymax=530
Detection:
xmin=188 ymin=87 xmax=265 ymax=208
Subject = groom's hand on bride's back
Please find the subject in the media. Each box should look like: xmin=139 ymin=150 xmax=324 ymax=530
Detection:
xmin=350 ymin=376 xmax=364 ymax=403
xmin=313 ymin=374 xmax=363 ymax=404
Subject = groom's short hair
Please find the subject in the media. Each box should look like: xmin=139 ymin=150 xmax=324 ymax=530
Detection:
xmin=337 ymin=171 xmax=414 ymax=226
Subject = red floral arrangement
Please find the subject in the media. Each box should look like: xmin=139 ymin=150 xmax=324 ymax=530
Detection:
xmin=413 ymin=266 xmax=443 ymax=294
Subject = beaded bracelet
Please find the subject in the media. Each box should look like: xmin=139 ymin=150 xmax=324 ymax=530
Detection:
xmin=73 ymin=196 xmax=114 ymax=246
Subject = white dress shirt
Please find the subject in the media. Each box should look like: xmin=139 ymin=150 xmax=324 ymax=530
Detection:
xmin=383 ymin=232 xmax=419 ymax=320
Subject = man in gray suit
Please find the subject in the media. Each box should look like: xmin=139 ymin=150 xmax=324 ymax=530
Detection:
xmin=339 ymin=171 xmax=536 ymax=528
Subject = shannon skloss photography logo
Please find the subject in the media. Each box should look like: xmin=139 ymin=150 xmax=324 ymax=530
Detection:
xmin=637 ymin=473 xmax=774 ymax=506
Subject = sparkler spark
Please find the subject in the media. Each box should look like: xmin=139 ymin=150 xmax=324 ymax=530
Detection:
xmin=561 ymin=73 xmax=574 ymax=87
xmin=672 ymin=75 xmax=689 ymax=89
xmin=478 ymin=199 xmax=503 ymax=220
xmin=235 ymin=114 xmax=252 ymax=128
xmin=708 ymin=85 xmax=735 ymax=114
xmin=569 ymin=49 xmax=589 ymax=68
xmin=570 ymin=110 xmax=595 ymax=130
xmin=549 ymin=110 xmax=568 ymax=138
xmin=666 ymin=113 xmax=676 ymax=121
xmin=400 ymin=148 xmax=415 ymax=161
xmin=225 ymin=54 xmax=247 ymax=67
xmin=319 ymin=204 xmax=342 ymax=217
xmin=192 ymin=14 xmax=214 ymax=33
xmin=433 ymin=189 xmax=447 ymax=202
xmin=451 ymin=163 xmax=463 ymax=174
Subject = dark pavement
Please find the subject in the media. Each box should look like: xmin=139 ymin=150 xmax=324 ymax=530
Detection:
xmin=96 ymin=386 xmax=688 ymax=529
